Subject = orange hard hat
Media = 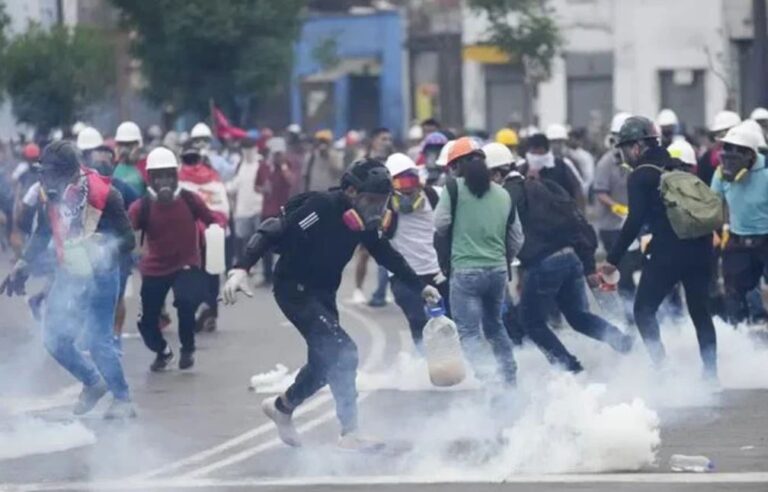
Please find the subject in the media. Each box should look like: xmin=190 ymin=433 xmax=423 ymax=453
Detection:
xmin=23 ymin=143 xmax=41 ymax=160
xmin=446 ymin=136 xmax=482 ymax=165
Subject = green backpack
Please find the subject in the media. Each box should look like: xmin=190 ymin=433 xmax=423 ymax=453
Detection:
xmin=637 ymin=164 xmax=724 ymax=239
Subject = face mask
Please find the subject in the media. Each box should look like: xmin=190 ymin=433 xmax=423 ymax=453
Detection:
xmin=343 ymin=192 xmax=391 ymax=231
xmin=148 ymin=169 xmax=180 ymax=202
xmin=40 ymin=166 xmax=76 ymax=202
xmin=719 ymin=151 xmax=751 ymax=182
xmin=526 ymin=151 xmax=555 ymax=171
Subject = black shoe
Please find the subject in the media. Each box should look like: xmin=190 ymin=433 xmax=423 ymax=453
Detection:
xmin=179 ymin=351 xmax=195 ymax=370
xmin=150 ymin=347 xmax=174 ymax=372
xmin=195 ymin=307 xmax=217 ymax=333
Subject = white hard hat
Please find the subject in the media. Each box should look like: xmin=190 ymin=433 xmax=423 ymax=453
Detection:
xmin=115 ymin=121 xmax=143 ymax=145
xmin=407 ymin=124 xmax=423 ymax=141
xmin=190 ymin=122 xmax=213 ymax=139
xmin=711 ymin=110 xmax=742 ymax=133
xmin=266 ymin=137 xmax=287 ymax=154
xmin=741 ymin=119 xmax=768 ymax=149
xmin=667 ymin=140 xmax=697 ymax=166
xmin=720 ymin=122 xmax=761 ymax=155
xmin=385 ymin=152 xmax=417 ymax=177
xmin=750 ymin=107 xmax=768 ymax=122
xmin=656 ymin=108 xmax=679 ymax=127
xmin=519 ymin=125 xmax=540 ymax=139
xmin=146 ymin=147 xmax=179 ymax=171
xmin=435 ymin=140 xmax=455 ymax=167
xmin=71 ymin=121 xmax=87 ymax=137
xmin=76 ymin=126 xmax=104 ymax=151
xmin=545 ymin=123 xmax=568 ymax=141
xmin=610 ymin=112 xmax=632 ymax=134
xmin=286 ymin=123 xmax=301 ymax=134
xmin=148 ymin=124 xmax=163 ymax=139
xmin=482 ymin=142 xmax=515 ymax=169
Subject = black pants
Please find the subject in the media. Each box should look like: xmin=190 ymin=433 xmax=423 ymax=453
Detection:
xmin=138 ymin=269 xmax=203 ymax=354
xmin=634 ymin=251 xmax=717 ymax=374
xmin=390 ymin=273 xmax=450 ymax=349
xmin=274 ymin=279 xmax=359 ymax=434
xmin=722 ymin=238 xmax=768 ymax=324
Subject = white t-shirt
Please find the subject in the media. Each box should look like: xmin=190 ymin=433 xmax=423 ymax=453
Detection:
xmin=391 ymin=194 xmax=440 ymax=276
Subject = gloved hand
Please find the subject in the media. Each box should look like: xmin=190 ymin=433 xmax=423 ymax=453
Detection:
xmin=221 ymin=268 xmax=253 ymax=305
xmin=0 ymin=259 xmax=29 ymax=297
xmin=421 ymin=284 xmax=441 ymax=304
xmin=611 ymin=203 xmax=629 ymax=218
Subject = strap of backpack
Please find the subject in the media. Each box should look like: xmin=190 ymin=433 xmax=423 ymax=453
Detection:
xmin=139 ymin=195 xmax=151 ymax=246
xmin=424 ymin=186 xmax=439 ymax=209
xmin=635 ymin=164 xmax=665 ymax=173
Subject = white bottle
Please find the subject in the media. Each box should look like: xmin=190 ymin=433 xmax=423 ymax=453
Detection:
xmin=423 ymin=302 xmax=466 ymax=387
xmin=669 ymin=454 xmax=713 ymax=472
xmin=204 ymin=224 xmax=226 ymax=274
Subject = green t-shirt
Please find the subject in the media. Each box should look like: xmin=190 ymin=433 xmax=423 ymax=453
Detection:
xmin=113 ymin=163 xmax=146 ymax=196
xmin=438 ymin=178 xmax=511 ymax=269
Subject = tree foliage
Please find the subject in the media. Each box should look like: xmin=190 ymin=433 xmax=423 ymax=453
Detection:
xmin=109 ymin=0 xmax=306 ymax=121
xmin=468 ymin=0 xmax=562 ymax=81
xmin=3 ymin=24 xmax=115 ymax=133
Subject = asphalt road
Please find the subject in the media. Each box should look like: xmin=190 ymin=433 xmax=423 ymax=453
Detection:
xmin=1 ymin=257 xmax=767 ymax=492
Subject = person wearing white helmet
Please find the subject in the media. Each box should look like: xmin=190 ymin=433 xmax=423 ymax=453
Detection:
xmin=189 ymin=122 xmax=238 ymax=182
xmin=383 ymin=152 xmax=447 ymax=348
xmin=696 ymin=110 xmax=742 ymax=186
xmin=667 ymin=139 xmax=698 ymax=169
xmin=129 ymin=147 xmax=225 ymax=371
xmin=750 ymin=107 xmax=768 ymax=136
xmin=114 ymin=121 xmax=146 ymax=196
xmin=655 ymin=108 xmax=680 ymax=148
xmin=406 ymin=124 xmax=423 ymax=161
xmin=742 ymin=119 xmax=768 ymax=155
xmin=710 ymin=122 xmax=768 ymax=325
xmin=546 ymin=124 xmax=592 ymax=194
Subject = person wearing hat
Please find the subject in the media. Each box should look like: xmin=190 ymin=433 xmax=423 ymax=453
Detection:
xmin=1 ymin=141 xmax=137 ymax=419
xmin=520 ymin=133 xmax=586 ymax=210
xmin=710 ymin=122 xmax=768 ymax=325
xmin=697 ymin=110 xmax=742 ymax=186
xmin=113 ymin=121 xmax=147 ymax=197
xmin=304 ymin=129 xmax=343 ymax=192
xmin=434 ymin=137 xmax=522 ymax=386
xmin=222 ymin=158 xmax=438 ymax=452
xmin=384 ymin=152 xmax=447 ymax=348
xmin=227 ymin=135 xmax=264 ymax=264
xmin=601 ymin=116 xmax=717 ymax=379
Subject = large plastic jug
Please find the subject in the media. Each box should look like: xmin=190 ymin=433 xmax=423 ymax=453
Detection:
xmin=423 ymin=301 xmax=466 ymax=387
xmin=204 ymin=224 xmax=226 ymax=274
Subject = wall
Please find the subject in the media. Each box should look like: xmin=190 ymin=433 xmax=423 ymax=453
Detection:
xmin=292 ymin=11 xmax=405 ymax=138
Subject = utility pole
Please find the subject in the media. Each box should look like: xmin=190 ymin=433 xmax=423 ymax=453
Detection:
xmin=754 ymin=0 xmax=768 ymax=108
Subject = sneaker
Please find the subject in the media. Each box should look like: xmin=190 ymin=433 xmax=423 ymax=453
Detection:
xmin=337 ymin=432 xmax=386 ymax=453
xmin=73 ymin=381 xmax=108 ymax=415
xmin=350 ymin=288 xmax=367 ymax=304
xmin=150 ymin=347 xmax=174 ymax=372
xmin=179 ymin=351 xmax=195 ymax=370
xmin=261 ymin=396 xmax=301 ymax=447
xmin=368 ymin=297 xmax=387 ymax=308
xmin=195 ymin=307 xmax=217 ymax=333
xmin=612 ymin=334 xmax=635 ymax=354
xmin=103 ymin=399 xmax=137 ymax=420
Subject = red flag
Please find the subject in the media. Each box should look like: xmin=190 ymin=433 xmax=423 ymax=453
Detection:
xmin=212 ymin=105 xmax=247 ymax=140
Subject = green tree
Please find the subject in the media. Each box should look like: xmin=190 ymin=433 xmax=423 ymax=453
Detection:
xmin=468 ymin=0 xmax=562 ymax=80
xmin=109 ymin=0 xmax=305 ymax=122
xmin=3 ymin=24 xmax=115 ymax=134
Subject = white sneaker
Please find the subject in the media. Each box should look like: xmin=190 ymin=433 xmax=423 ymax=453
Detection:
xmin=350 ymin=289 xmax=367 ymax=304
xmin=337 ymin=432 xmax=386 ymax=453
xmin=262 ymin=396 xmax=301 ymax=447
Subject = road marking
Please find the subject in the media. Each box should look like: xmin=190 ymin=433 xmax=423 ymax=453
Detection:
xmin=135 ymin=304 xmax=390 ymax=480
xmin=7 ymin=472 xmax=768 ymax=491
xmin=3 ymin=385 xmax=80 ymax=416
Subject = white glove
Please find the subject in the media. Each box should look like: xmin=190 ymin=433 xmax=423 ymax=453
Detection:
xmin=421 ymin=284 xmax=441 ymax=304
xmin=221 ymin=269 xmax=253 ymax=305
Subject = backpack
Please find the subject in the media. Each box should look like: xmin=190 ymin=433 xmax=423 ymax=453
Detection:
xmin=637 ymin=164 xmax=724 ymax=239
xmin=522 ymin=178 xmax=596 ymax=251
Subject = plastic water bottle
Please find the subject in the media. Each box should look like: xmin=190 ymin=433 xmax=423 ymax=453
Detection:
xmin=204 ymin=224 xmax=226 ymax=274
xmin=599 ymin=269 xmax=621 ymax=292
xmin=423 ymin=301 xmax=466 ymax=387
xmin=669 ymin=454 xmax=714 ymax=472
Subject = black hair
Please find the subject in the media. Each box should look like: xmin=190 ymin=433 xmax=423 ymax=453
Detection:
xmin=527 ymin=133 xmax=550 ymax=151
xmin=421 ymin=118 xmax=440 ymax=128
xmin=369 ymin=127 xmax=391 ymax=140
xmin=40 ymin=140 xmax=82 ymax=175
xmin=456 ymin=152 xmax=490 ymax=198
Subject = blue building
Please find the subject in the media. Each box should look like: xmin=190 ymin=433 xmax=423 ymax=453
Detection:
xmin=291 ymin=10 xmax=405 ymax=140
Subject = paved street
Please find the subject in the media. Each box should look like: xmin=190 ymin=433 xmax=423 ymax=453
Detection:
xmin=1 ymin=261 xmax=767 ymax=492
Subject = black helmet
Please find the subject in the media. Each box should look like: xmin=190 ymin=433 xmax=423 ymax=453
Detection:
xmin=341 ymin=158 xmax=392 ymax=194
xmin=40 ymin=140 xmax=82 ymax=176
xmin=615 ymin=116 xmax=659 ymax=147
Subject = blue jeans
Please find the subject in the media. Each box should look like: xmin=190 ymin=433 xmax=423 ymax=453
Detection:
xmin=450 ymin=267 xmax=516 ymax=384
xmin=43 ymin=267 xmax=130 ymax=401
xmin=370 ymin=265 xmax=389 ymax=303
xmin=520 ymin=250 xmax=627 ymax=371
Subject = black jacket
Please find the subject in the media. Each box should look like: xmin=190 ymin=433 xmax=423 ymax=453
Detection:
xmin=520 ymin=158 xmax=585 ymax=209
xmin=240 ymin=190 xmax=422 ymax=291
xmin=607 ymin=146 xmax=710 ymax=266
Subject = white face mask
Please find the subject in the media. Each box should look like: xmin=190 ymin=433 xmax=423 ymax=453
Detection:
xmin=526 ymin=151 xmax=555 ymax=171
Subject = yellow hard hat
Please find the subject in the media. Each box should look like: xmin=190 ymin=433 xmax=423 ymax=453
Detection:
xmin=314 ymin=129 xmax=334 ymax=142
xmin=495 ymin=128 xmax=519 ymax=146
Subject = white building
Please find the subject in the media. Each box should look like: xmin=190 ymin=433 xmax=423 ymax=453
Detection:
xmin=462 ymin=0 xmax=757 ymax=135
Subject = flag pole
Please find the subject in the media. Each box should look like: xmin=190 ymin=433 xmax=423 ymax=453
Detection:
xmin=208 ymin=98 xmax=216 ymax=138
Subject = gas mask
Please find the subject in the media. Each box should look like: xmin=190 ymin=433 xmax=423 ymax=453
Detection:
xmin=343 ymin=191 xmax=392 ymax=231
xmin=84 ymin=150 xmax=115 ymax=177
xmin=148 ymin=168 xmax=180 ymax=203
xmin=719 ymin=150 xmax=754 ymax=182
xmin=391 ymin=173 xmax=424 ymax=214
xmin=39 ymin=163 xmax=78 ymax=202
xmin=191 ymin=137 xmax=211 ymax=154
